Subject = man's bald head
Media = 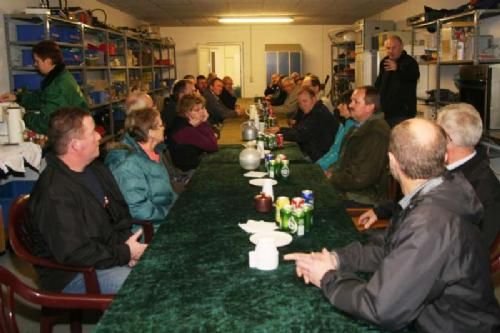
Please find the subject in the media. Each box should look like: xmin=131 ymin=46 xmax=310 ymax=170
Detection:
xmin=389 ymin=118 xmax=447 ymax=180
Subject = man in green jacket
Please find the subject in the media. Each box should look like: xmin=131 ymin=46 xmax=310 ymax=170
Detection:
xmin=0 ymin=40 xmax=88 ymax=134
xmin=327 ymin=86 xmax=390 ymax=206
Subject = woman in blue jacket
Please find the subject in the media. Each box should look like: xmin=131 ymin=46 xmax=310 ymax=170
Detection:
xmin=316 ymin=90 xmax=356 ymax=172
xmin=105 ymin=108 xmax=177 ymax=228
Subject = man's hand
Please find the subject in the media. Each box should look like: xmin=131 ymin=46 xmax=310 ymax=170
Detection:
xmin=359 ymin=209 xmax=378 ymax=229
xmin=128 ymin=259 xmax=138 ymax=267
xmin=126 ymin=229 xmax=148 ymax=261
xmin=383 ymin=59 xmax=398 ymax=71
xmin=0 ymin=92 xmax=16 ymax=102
xmin=284 ymin=248 xmax=338 ymax=288
xmin=235 ymin=104 xmax=243 ymax=116
xmin=265 ymin=126 xmax=280 ymax=134
xmin=324 ymin=169 xmax=332 ymax=179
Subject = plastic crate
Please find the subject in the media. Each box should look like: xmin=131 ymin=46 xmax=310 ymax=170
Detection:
xmin=16 ymin=25 xmax=45 ymax=41
xmin=22 ymin=49 xmax=33 ymax=66
xmin=62 ymin=49 xmax=82 ymax=65
xmin=13 ymin=73 xmax=43 ymax=91
xmin=71 ymin=71 xmax=83 ymax=85
xmin=0 ymin=180 xmax=35 ymax=228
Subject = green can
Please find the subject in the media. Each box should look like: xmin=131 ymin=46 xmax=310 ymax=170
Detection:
xmin=280 ymin=205 xmax=293 ymax=231
xmin=291 ymin=207 xmax=304 ymax=236
xmin=303 ymin=203 xmax=314 ymax=232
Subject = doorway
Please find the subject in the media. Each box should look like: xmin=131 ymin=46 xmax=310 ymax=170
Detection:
xmin=197 ymin=43 xmax=243 ymax=97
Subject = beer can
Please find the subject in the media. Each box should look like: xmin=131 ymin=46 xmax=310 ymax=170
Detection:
xmin=302 ymin=190 xmax=314 ymax=207
xmin=268 ymin=160 xmax=276 ymax=178
xmin=276 ymin=153 xmax=287 ymax=161
xmin=290 ymin=207 xmax=304 ymax=236
xmin=264 ymin=153 xmax=274 ymax=171
xmin=275 ymin=196 xmax=290 ymax=223
xmin=291 ymin=197 xmax=305 ymax=209
xmin=268 ymin=134 xmax=276 ymax=150
xmin=268 ymin=116 xmax=276 ymax=128
xmin=280 ymin=205 xmax=293 ymax=231
xmin=303 ymin=203 xmax=314 ymax=232
xmin=275 ymin=159 xmax=282 ymax=179
xmin=276 ymin=133 xmax=284 ymax=148
xmin=280 ymin=160 xmax=290 ymax=179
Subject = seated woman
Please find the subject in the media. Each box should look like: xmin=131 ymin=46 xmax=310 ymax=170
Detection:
xmin=105 ymin=108 xmax=177 ymax=227
xmin=168 ymin=95 xmax=219 ymax=171
xmin=316 ymin=90 xmax=356 ymax=172
xmin=267 ymin=86 xmax=338 ymax=162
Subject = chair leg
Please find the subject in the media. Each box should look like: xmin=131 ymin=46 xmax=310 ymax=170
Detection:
xmin=69 ymin=310 xmax=83 ymax=333
xmin=40 ymin=307 xmax=58 ymax=333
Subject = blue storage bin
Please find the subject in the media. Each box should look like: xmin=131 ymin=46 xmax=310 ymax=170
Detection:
xmin=22 ymin=49 xmax=33 ymax=66
xmin=0 ymin=180 xmax=36 ymax=228
xmin=71 ymin=71 xmax=83 ymax=85
xmin=62 ymin=49 xmax=82 ymax=65
xmin=59 ymin=26 xmax=81 ymax=43
xmin=14 ymin=74 xmax=43 ymax=91
xmin=89 ymin=91 xmax=108 ymax=105
xmin=16 ymin=25 xmax=44 ymax=41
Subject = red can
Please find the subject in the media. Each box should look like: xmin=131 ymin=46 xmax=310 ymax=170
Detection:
xmin=276 ymin=133 xmax=284 ymax=149
xmin=291 ymin=197 xmax=305 ymax=209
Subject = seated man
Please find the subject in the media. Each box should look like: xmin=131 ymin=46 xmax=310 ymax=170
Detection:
xmin=361 ymin=103 xmax=500 ymax=250
xmin=272 ymin=76 xmax=300 ymax=118
xmin=285 ymin=118 xmax=500 ymax=332
xmin=27 ymin=107 xmax=147 ymax=293
xmin=125 ymin=91 xmax=154 ymax=114
xmin=219 ymin=76 xmax=237 ymax=110
xmin=162 ymin=79 xmax=195 ymax=132
xmin=266 ymin=86 xmax=338 ymax=162
xmin=203 ymin=77 xmax=241 ymax=125
xmin=196 ymin=75 xmax=208 ymax=94
xmin=327 ymin=86 xmax=390 ymax=206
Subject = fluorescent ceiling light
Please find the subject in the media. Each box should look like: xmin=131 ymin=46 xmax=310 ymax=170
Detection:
xmin=218 ymin=17 xmax=294 ymax=24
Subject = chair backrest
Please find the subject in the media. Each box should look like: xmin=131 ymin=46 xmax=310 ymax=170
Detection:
xmin=7 ymin=195 xmax=35 ymax=264
xmin=490 ymin=233 xmax=500 ymax=274
xmin=8 ymin=195 xmax=101 ymax=293
xmin=0 ymin=266 xmax=112 ymax=333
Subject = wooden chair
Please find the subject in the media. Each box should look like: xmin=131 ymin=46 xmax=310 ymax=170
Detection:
xmin=346 ymin=208 xmax=390 ymax=232
xmin=0 ymin=266 xmax=113 ymax=333
xmin=8 ymin=194 xmax=153 ymax=333
xmin=490 ymin=233 xmax=500 ymax=274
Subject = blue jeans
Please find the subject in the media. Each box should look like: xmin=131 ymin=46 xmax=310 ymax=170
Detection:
xmin=62 ymin=266 xmax=131 ymax=294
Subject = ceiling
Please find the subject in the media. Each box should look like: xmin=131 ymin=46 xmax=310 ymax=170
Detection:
xmin=98 ymin=0 xmax=406 ymax=26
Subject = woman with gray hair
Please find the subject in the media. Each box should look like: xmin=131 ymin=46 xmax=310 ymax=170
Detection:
xmin=105 ymin=108 xmax=177 ymax=228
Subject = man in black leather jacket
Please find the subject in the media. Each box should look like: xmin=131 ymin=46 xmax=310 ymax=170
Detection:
xmin=28 ymin=107 xmax=147 ymax=293
xmin=285 ymin=118 xmax=500 ymax=332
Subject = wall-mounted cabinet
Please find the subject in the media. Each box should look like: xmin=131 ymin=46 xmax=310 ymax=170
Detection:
xmin=330 ymin=40 xmax=355 ymax=105
xmin=4 ymin=13 xmax=177 ymax=141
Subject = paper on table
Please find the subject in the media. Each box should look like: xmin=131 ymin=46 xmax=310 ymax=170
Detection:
xmin=239 ymin=220 xmax=278 ymax=233
xmin=243 ymin=171 xmax=268 ymax=178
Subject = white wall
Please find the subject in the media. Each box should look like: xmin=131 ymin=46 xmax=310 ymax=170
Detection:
xmin=0 ymin=0 xmax=146 ymax=93
xmin=161 ymin=24 xmax=344 ymax=98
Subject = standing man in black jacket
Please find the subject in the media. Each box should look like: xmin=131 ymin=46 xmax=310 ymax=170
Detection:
xmin=28 ymin=107 xmax=147 ymax=293
xmin=375 ymin=35 xmax=420 ymax=127
xmin=285 ymin=118 xmax=500 ymax=332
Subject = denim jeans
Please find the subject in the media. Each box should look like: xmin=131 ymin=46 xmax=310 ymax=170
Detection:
xmin=62 ymin=265 xmax=131 ymax=294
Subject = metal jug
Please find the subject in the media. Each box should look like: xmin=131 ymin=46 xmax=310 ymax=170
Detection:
xmin=241 ymin=120 xmax=258 ymax=141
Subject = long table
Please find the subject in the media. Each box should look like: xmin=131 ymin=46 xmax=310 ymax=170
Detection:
xmin=94 ymin=145 xmax=391 ymax=332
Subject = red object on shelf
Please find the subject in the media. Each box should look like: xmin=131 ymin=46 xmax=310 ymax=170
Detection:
xmin=98 ymin=43 xmax=116 ymax=56
xmin=95 ymin=125 xmax=106 ymax=137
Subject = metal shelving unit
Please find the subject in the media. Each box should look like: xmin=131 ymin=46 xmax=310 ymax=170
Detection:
xmin=409 ymin=9 xmax=500 ymax=117
xmin=330 ymin=40 xmax=355 ymax=106
xmin=4 ymin=13 xmax=177 ymax=138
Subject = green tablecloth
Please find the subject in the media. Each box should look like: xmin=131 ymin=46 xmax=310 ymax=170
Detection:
xmin=94 ymin=146 xmax=393 ymax=333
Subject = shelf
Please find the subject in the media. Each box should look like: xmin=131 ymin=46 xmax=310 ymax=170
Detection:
xmin=90 ymin=102 xmax=111 ymax=110
xmin=86 ymin=66 xmax=109 ymax=70
xmin=9 ymin=41 xmax=83 ymax=48
xmin=110 ymin=66 xmax=128 ymax=70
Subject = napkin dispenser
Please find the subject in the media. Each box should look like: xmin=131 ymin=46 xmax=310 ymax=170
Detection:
xmin=0 ymin=102 xmax=25 ymax=144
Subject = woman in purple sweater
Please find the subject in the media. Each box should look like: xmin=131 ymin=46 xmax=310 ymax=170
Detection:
xmin=168 ymin=94 xmax=218 ymax=171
